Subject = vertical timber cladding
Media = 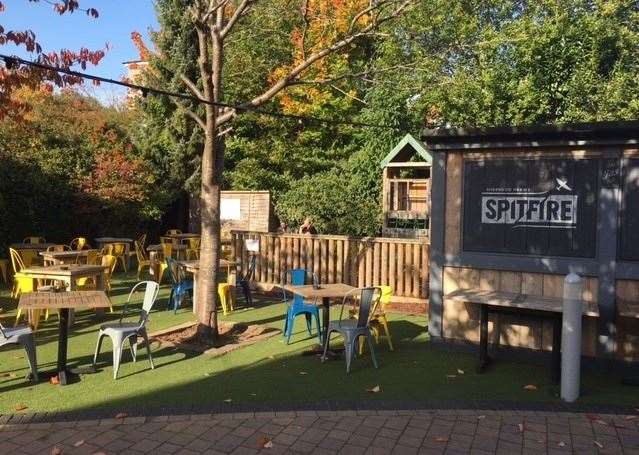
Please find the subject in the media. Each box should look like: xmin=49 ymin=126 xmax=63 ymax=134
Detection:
xmin=620 ymin=158 xmax=639 ymax=261
xmin=462 ymin=158 xmax=599 ymax=257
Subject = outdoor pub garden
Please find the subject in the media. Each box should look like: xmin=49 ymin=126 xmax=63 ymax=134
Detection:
xmin=1 ymin=0 xmax=639 ymax=453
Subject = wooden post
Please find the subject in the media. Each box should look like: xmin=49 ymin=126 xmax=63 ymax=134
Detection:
xmin=381 ymin=241 xmax=388 ymax=286
xmin=389 ymin=242 xmax=397 ymax=293
xmin=313 ymin=238 xmax=320 ymax=283
xmin=372 ymin=241 xmax=380 ymax=286
xmin=412 ymin=243 xmax=420 ymax=298
xmin=397 ymin=243 xmax=404 ymax=296
xmin=336 ymin=239 xmax=343 ymax=283
xmin=328 ymin=238 xmax=335 ymax=283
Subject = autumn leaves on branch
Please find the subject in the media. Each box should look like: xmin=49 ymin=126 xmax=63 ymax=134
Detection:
xmin=0 ymin=0 xmax=105 ymax=119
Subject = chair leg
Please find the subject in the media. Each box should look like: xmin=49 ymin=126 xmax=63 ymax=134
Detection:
xmin=358 ymin=336 xmax=366 ymax=355
xmin=286 ymin=314 xmax=295 ymax=345
xmin=129 ymin=335 xmax=138 ymax=362
xmin=381 ymin=316 xmax=394 ymax=351
xmin=14 ymin=308 xmax=23 ymax=327
xmin=93 ymin=333 xmax=106 ymax=366
xmin=283 ymin=311 xmax=289 ymax=338
xmin=321 ymin=330 xmax=333 ymax=363
xmin=367 ymin=334 xmax=379 ymax=369
xmin=305 ymin=314 xmax=312 ymax=336
xmin=314 ymin=312 xmax=322 ymax=344
xmin=113 ymin=334 xmax=125 ymax=379
xmin=22 ymin=337 xmax=38 ymax=382
xmin=344 ymin=335 xmax=354 ymax=374
xmin=141 ymin=331 xmax=154 ymax=369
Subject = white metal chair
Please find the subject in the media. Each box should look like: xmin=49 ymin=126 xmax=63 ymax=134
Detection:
xmin=0 ymin=322 xmax=38 ymax=381
xmin=92 ymin=281 xmax=160 ymax=379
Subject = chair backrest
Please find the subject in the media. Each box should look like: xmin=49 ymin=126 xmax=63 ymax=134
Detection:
xmin=282 ymin=269 xmax=316 ymax=306
xmin=9 ymin=248 xmax=25 ymax=273
xmin=187 ymin=237 xmax=200 ymax=249
xmin=101 ymin=244 xmax=113 ymax=255
xmin=339 ymin=287 xmax=380 ymax=328
xmin=134 ymin=240 xmax=148 ymax=262
xmin=165 ymin=257 xmax=182 ymax=284
xmin=70 ymin=237 xmax=90 ymax=250
xmin=111 ymin=242 xmax=126 ymax=255
xmin=85 ymin=250 xmax=99 ymax=265
xmin=166 ymin=229 xmax=182 ymax=235
xmin=137 ymin=233 xmax=147 ymax=248
xmin=242 ymin=254 xmax=257 ymax=282
xmin=379 ymin=285 xmax=392 ymax=311
xmin=102 ymin=254 xmax=117 ymax=276
xmin=23 ymin=236 xmax=45 ymax=244
xmin=121 ymin=281 xmax=160 ymax=329
xmin=161 ymin=242 xmax=173 ymax=260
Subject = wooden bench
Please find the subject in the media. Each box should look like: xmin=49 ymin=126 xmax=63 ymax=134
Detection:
xmin=445 ymin=289 xmax=600 ymax=383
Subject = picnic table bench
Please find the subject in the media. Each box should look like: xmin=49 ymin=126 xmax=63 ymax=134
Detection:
xmin=445 ymin=288 xmax=600 ymax=383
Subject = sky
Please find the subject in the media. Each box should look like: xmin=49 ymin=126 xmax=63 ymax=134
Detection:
xmin=2 ymin=0 xmax=159 ymax=104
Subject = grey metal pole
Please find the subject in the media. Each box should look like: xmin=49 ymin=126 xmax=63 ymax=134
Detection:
xmin=561 ymin=273 xmax=584 ymax=402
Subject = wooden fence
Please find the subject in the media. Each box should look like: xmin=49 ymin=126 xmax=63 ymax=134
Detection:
xmin=231 ymin=231 xmax=430 ymax=302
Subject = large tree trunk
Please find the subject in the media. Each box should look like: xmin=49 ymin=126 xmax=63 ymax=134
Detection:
xmin=196 ymin=108 xmax=220 ymax=340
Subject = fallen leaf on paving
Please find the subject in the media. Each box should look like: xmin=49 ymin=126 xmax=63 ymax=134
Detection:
xmin=457 ymin=369 xmax=465 ymax=375
xmin=299 ymin=371 xmax=308 ymax=375
xmin=257 ymin=436 xmax=272 ymax=449
xmin=73 ymin=440 xmax=85 ymax=447
xmin=446 ymin=374 xmax=457 ymax=379
xmin=9 ymin=372 xmax=17 ymax=378
xmin=49 ymin=376 xmax=60 ymax=385
xmin=558 ymin=441 xmax=566 ymax=447
xmin=366 ymin=385 xmax=381 ymax=393
xmin=50 ymin=447 xmax=62 ymax=455
xmin=15 ymin=404 xmax=27 ymax=411
xmin=517 ymin=423 xmax=524 ymax=433
xmin=114 ymin=412 xmax=128 ymax=419
xmin=594 ymin=419 xmax=608 ymax=426
xmin=594 ymin=441 xmax=604 ymax=449
xmin=523 ymin=384 xmax=537 ymax=391
xmin=13 ymin=355 xmax=22 ymax=359
xmin=434 ymin=437 xmax=448 ymax=443
xmin=625 ymin=415 xmax=637 ymax=420
xmin=224 ymin=398 xmax=233 ymax=403
xmin=477 ymin=415 xmax=486 ymax=420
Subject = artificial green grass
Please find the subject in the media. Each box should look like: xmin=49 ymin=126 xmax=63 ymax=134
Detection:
xmin=0 ymin=272 xmax=636 ymax=414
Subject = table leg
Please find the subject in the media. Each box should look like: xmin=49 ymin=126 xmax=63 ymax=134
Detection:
xmin=57 ymin=308 xmax=69 ymax=386
xmin=478 ymin=304 xmax=490 ymax=373
xmin=321 ymin=297 xmax=330 ymax=345
xmin=65 ymin=278 xmax=76 ymax=326
xmin=552 ymin=315 xmax=562 ymax=384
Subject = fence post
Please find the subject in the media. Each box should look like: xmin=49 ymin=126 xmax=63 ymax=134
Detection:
xmin=561 ymin=273 xmax=583 ymax=403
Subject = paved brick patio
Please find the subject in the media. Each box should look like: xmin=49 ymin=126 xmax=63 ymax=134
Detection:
xmin=1 ymin=408 xmax=638 ymax=454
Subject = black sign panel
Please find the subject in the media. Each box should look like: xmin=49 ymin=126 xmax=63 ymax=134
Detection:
xmin=462 ymin=158 xmax=599 ymax=257
xmin=619 ymin=158 xmax=639 ymax=261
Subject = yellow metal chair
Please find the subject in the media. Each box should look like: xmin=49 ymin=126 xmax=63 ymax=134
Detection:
xmin=217 ymin=283 xmax=235 ymax=316
xmin=159 ymin=236 xmax=174 ymax=245
xmin=0 ymin=258 xmax=8 ymax=283
xmin=161 ymin=242 xmax=174 ymax=260
xmin=134 ymin=240 xmax=152 ymax=280
xmin=186 ymin=237 xmax=200 ymax=260
xmin=137 ymin=233 xmax=147 ymax=247
xmin=70 ymin=237 xmax=91 ymax=250
xmin=359 ymin=285 xmax=395 ymax=353
xmin=75 ymin=250 xmax=100 ymax=285
xmin=77 ymin=254 xmax=115 ymax=313
xmin=22 ymin=236 xmax=46 ymax=244
xmin=166 ymin=229 xmax=182 ymax=235
xmin=17 ymin=249 xmax=39 ymax=267
xmin=109 ymin=242 xmax=128 ymax=273
xmin=10 ymin=249 xmax=49 ymax=329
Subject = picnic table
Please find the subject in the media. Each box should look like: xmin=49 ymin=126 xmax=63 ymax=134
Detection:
xmin=167 ymin=233 xmax=200 ymax=243
xmin=175 ymin=259 xmax=237 ymax=314
xmin=445 ymin=288 xmax=600 ymax=383
xmin=10 ymin=242 xmax=55 ymax=251
xmin=19 ymin=291 xmax=111 ymax=385
xmin=19 ymin=264 xmax=107 ymax=291
xmin=282 ymin=283 xmax=355 ymax=344
xmin=39 ymin=249 xmax=98 ymax=265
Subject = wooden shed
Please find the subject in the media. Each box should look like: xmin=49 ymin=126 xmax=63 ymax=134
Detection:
xmin=423 ymin=121 xmax=639 ymax=361
xmin=381 ymin=134 xmax=432 ymax=238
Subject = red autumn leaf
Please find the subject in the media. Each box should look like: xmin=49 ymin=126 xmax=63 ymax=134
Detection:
xmin=114 ymin=412 xmax=128 ymax=419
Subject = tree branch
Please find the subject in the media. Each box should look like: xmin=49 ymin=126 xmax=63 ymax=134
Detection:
xmin=180 ymin=73 xmax=205 ymax=100
xmin=175 ymin=100 xmax=207 ymax=131
xmin=213 ymin=0 xmax=414 ymax=126
xmin=220 ymin=0 xmax=255 ymax=38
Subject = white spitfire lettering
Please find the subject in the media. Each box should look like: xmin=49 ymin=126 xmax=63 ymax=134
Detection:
xmin=481 ymin=195 xmax=578 ymax=227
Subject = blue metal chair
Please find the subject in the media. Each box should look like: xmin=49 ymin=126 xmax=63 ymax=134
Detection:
xmin=321 ymin=287 xmax=380 ymax=373
xmin=281 ymin=269 xmax=322 ymax=344
xmin=166 ymin=257 xmax=193 ymax=313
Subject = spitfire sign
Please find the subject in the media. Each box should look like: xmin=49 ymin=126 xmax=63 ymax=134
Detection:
xmin=462 ymin=158 xmax=598 ymax=257
xmin=481 ymin=178 xmax=577 ymax=228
